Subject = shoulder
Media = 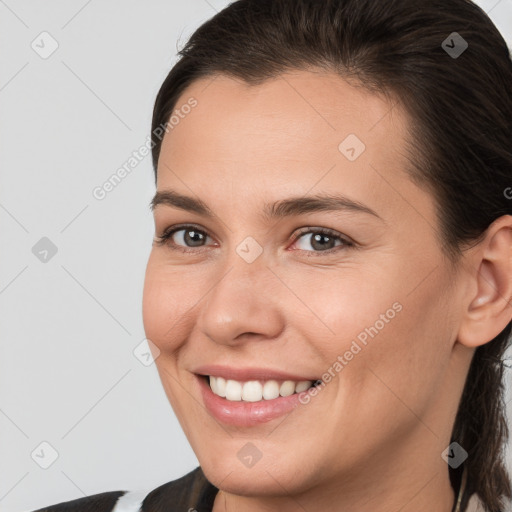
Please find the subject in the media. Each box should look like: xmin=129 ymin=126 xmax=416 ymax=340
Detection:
xmin=30 ymin=467 xmax=218 ymax=512
xmin=30 ymin=490 xmax=127 ymax=512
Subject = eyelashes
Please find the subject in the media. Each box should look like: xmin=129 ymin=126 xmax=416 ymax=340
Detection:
xmin=154 ymin=223 xmax=355 ymax=257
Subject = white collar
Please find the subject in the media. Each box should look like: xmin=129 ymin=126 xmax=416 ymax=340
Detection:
xmin=453 ymin=466 xmax=467 ymax=512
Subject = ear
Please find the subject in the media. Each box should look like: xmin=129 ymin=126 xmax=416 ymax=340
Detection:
xmin=457 ymin=215 xmax=512 ymax=348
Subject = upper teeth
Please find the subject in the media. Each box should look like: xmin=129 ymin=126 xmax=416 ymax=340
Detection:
xmin=209 ymin=376 xmax=314 ymax=402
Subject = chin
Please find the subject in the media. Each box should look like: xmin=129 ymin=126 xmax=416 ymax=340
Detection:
xmin=199 ymin=456 xmax=310 ymax=497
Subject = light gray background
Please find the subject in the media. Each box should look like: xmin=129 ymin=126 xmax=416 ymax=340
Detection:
xmin=1 ymin=1 xmax=511 ymax=511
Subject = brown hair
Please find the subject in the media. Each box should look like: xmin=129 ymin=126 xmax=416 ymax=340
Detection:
xmin=150 ymin=0 xmax=512 ymax=509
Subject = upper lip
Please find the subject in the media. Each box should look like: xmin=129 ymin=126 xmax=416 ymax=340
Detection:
xmin=193 ymin=364 xmax=318 ymax=382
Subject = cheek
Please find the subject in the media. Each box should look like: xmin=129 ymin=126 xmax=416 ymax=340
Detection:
xmin=348 ymin=272 xmax=456 ymax=421
xmin=284 ymin=266 xmax=403 ymax=359
xmin=296 ymin=261 xmax=454 ymax=404
xmin=142 ymin=265 xmax=165 ymax=346
xmin=142 ymin=256 xmax=192 ymax=352
xmin=142 ymin=260 xmax=196 ymax=413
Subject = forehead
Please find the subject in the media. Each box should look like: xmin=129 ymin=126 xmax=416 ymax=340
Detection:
xmin=158 ymin=69 xmax=409 ymax=173
xmin=156 ymin=70 xmax=422 ymax=224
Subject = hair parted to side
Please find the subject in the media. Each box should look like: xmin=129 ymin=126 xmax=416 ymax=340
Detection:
xmin=150 ymin=0 xmax=512 ymax=509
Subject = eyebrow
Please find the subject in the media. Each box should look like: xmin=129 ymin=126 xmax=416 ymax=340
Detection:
xmin=150 ymin=189 xmax=382 ymax=221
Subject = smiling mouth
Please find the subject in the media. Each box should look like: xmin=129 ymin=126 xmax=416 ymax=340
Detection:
xmin=201 ymin=375 xmax=321 ymax=402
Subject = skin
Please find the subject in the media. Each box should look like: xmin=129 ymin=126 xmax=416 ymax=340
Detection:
xmin=142 ymin=70 xmax=512 ymax=512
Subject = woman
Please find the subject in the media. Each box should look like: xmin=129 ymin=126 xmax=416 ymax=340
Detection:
xmin=33 ymin=0 xmax=512 ymax=511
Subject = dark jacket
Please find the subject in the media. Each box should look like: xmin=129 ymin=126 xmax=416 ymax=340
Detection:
xmin=31 ymin=466 xmax=218 ymax=512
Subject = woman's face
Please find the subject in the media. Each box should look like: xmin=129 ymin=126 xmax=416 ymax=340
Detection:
xmin=142 ymin=71 xmax=467 ymax=498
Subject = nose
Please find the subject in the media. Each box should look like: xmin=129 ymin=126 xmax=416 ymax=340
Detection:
xmin=197 ymin=254 xmax=285 ymax=347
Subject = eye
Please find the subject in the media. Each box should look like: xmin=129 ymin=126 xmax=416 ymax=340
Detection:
xmin=154 ymin=224 xmax=354 ymax=256
xmin=289 ymin=227 xmax=354 ymax=256
xmin=154 ymin=224 xmax=214 ymax=253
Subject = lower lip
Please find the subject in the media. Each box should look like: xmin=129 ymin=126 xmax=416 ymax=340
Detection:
xmin=197 ymin=375 xmax=308 ymax=427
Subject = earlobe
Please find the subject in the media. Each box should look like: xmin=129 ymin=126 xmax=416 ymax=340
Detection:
xmin=458 ymin=216 xmax=512 ymax=348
